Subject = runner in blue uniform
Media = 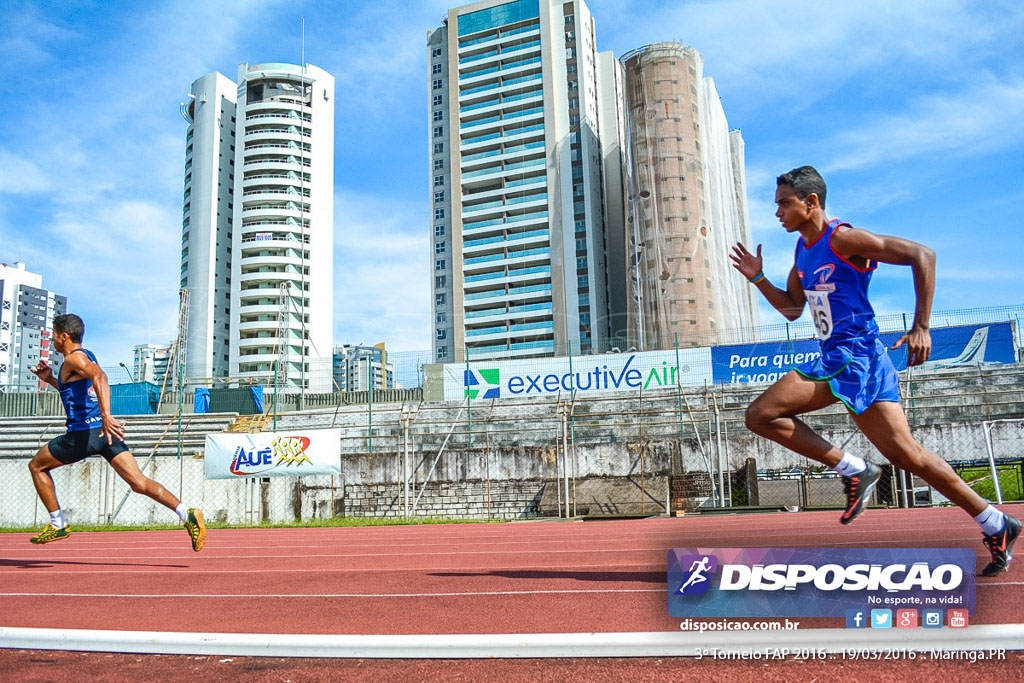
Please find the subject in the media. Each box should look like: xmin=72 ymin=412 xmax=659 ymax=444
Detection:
xmin=27 ymin=313 xmax=205 ymax=551
xmin=730 ymin=166 xmax=1019 ymax=577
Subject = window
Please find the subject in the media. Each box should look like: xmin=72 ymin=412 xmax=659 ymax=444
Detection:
xmin=434 ymin=190 xmax=444 ymax=203
xmin=435 ymin=259 xmax=446 ymax=270
xmin=577 ymin=274 xmax=589 ymax=288
xmin=433 ymin=94 xmax=443 ymax=106
xmin=433 ymin=158 xmax=444 ymax=170
xmin=432 ymin=47 xmax=442 ymax=58
xmin=432 ymin=79 xmax=442 ymax=90
xmin=435 ymin=242 xmax=445 ymax=254
xmin=580 ymin=313 xmax=590 ymax=325
xmin=436 ymin=311 xmax=446 ymax=323
xmin=433 ymin=126 xmax=443 ymax=138
xmin=432 ymin=63 xmax=442 ymax=75
xmin=576 ymin=256 xmax=588 ymax=269
xmin=434 ymin=208 xmax=445 ymax=219
xmin=437 ymin=346 xmax=448 ymax=360
xmin=433 ymin=110 xmax=444 ymax=122
xmin=434 ymin=224 xmax=445 ymax=236
xmin=433 ymin=142 xmax=443 ymax=154
xmin=435 ymin=275 xmax=447 ymax=288
xmin=434 ymin=174 xmax=445 ymax=186
xmin=435 ymin=293 xmax=446 ymax=306
xmin=436 ymin=329 xmax=447 ymax=341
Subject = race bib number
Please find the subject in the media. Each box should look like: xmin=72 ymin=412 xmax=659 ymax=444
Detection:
xmin=804 ymin=290 xmax=833 ymax=340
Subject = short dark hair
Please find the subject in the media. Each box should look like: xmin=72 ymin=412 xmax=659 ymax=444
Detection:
xmin=54 ymin=314 xmax=85 ymax=343
xmin=777 ymin=165 xmax=826 ymax=209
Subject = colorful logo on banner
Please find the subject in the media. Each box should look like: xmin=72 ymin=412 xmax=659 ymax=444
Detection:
xmin=667 ymin=548 xmax=976 ymax=618
xmin=205 ymin=428 xmax=341 ymax=480
xmin=464 ymin=368 xmax=500 ymax=399
xmin=229 ymin=435 xmax=313 ymax=475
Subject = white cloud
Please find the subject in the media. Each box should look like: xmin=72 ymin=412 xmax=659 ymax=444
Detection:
xmin=592 ymin=0 xmax=1022 ymax=111
xmin=0 ymin=150 xmax=53 ymax=194
xmin=824 ymin=77 xmax=1024 ymax=173
xmin=333 ymin=189 xmax=429 ymax=351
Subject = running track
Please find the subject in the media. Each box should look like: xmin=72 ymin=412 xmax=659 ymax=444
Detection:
xmin=2 ymin=505 xmax=1023 ymax=679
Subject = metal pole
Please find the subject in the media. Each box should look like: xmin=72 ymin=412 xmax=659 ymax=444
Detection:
xmin=714 ymin=392 xmax=724 ymax=507
xmin=403 ymin=416 xmax=411 ymax=516
xmin=554 ymin=396 xmax=562 ymax=518
xmin=367 ymin=361 xmax=373 ymax=453
xmin=562 ymin=401 xmax=570 ymax=518
xmin=465 ymin=355 xmax=472 ymax=449
xmin=984 ymin=421 xmax=1004 ymax=505
xmin=675 ymin=333 xmax=684 ymax=440
xmin=639 ymin=381 xmax=645 ymax=515
xmin=177 ymin=358 xmax=184 ymax=498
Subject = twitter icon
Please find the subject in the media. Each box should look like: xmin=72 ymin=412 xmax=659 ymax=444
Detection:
xmin=870 ymin=609 xmax=892 ymax=628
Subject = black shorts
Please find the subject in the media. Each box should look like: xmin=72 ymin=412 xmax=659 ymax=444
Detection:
xmin=48 ymin=429 xmax=130 ymax=465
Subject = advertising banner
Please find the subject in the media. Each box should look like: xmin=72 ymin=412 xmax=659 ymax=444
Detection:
xmin=667 ymin=547 xmax=976 ymax=618
xmin=711 ymin=322 xmax=1017 ymax=385
xmin=443 ymin=347 xmax=713 ymax=401
xmin=205 ymin=428 xmax=341 ymax=479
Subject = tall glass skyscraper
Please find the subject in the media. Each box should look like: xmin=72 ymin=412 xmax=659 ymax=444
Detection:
xmin=428 ymin=0 xmax=629 ymax=362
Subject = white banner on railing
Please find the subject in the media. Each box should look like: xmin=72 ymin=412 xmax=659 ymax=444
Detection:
xmin=443 ymin=347 xmax=713 ymax=401
xmin=204 ymin=428 xmax=341 ymax=479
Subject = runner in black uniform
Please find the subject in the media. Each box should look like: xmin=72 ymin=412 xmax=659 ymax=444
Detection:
xmin=27 ymin=313 xmax=206 ymax=551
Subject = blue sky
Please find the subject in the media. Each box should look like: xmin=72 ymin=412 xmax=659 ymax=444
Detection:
xmin=1 ymin=0 xmax=1022 ymax=371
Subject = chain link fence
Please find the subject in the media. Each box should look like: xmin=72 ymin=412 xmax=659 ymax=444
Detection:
xmin=1 ymin=304 xmax=1022 ymax=528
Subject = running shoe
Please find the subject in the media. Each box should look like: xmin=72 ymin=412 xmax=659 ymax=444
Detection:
xmin=184 ymin=508 xmax=206 ymax=552
xmin=840 ymin=462 xmax=881 ymax=525
xmin=30 ymin=523 xmax=71 ymax=545
xmin=980 ymin=514 xmax=1021 ymax=577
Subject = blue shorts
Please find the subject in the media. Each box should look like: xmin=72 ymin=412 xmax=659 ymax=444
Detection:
xmin=48 ymin=429 xmax=130 ymax=465
xmin=794 ymin=338 xmax=901 ymax=414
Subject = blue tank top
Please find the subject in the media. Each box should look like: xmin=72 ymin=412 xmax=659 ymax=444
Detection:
xmin=796 ymin=219 xmax=879 ymax=365
xmin=58 ymin=348 xmax=103 ymax=432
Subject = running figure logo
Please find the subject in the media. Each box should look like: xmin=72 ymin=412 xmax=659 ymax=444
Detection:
xmin=676 ymin=554 xmax=718 ymax=595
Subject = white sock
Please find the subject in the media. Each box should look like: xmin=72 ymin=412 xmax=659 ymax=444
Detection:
xmin=974 ymin=505 xmax=1006 ymax=536
xmin=49 ymin=509 xmax=66 ymax=529
xmin=833 ymin=452 xmax=867 ymax=478
xmin=175 ymin=504 xmax=188 ymax=523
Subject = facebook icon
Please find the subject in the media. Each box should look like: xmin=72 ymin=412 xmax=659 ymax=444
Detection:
xmin=845 ymin=609 xmax=867 ymax=629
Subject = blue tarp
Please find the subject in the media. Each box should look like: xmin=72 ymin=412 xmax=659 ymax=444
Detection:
xmin=194 ymin=388 xmax=211 ymax=414
xmin=109 ymin=382 xmax=160 ymax=415
xmin=251 ymin=386 xmax=264 ymax=414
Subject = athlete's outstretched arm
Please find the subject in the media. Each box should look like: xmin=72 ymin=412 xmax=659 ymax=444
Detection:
xmin=63 ymin=352 xmax=126 ymax=444
xmin=831 ymin=228 xmax=936 ymax=366
xmin=730 ymin=242 xmax=806 ymax=321
xmin=29 ymin=360 xmax=59 ymax=389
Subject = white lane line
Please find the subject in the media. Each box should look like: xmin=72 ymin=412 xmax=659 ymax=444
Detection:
xmin=3 ymin=583 xmax=1022 ymax=598
xmin=0 ymin=588 xmax=662 ymax=598
xmin=0 ymin=561 xmax=663 ymax=574
xmin=0 ymin=525 xmax=993 ymax=549
xmin=0 ymin=538 xmax=1001 ymax=561
xmin=1 ymin=625 xmax=1022 ymax=658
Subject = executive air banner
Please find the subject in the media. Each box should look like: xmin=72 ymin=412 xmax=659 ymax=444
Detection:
xmin=445 ymin=347 xmax=713 ymax=401
xmin=205 ymin=428 xmax=342 ymax=479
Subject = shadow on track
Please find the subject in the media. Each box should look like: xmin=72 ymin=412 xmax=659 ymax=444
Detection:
xmin=0 ymin=558 xmax=188 ymax=569
xmin=428 ymin=569 xmax=664 ymax=583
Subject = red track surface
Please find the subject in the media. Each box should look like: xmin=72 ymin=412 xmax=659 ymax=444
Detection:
xmin=2 ymin=505 xmax=1023 ymax=679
